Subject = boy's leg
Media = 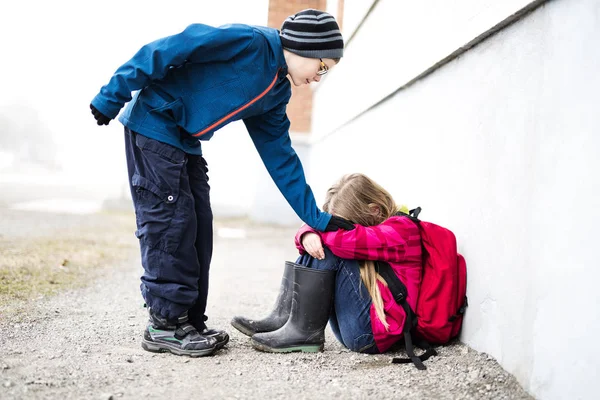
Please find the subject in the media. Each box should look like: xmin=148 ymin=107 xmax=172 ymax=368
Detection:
xmin=186 ymin=155 xmax=213 ymax=329
xmin=297 ymin=249 xmax=379 ymax=353
xmin=185 ymin=155 xmax=228 ymax=347
xmin=124 ymin=128 xmax=216 ymax=355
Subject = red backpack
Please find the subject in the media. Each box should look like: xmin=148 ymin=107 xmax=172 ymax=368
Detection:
xmin=377 ymin=207 xmax=468 ymax=370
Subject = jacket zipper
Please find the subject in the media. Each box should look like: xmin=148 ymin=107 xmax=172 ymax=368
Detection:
xmin=193 ymin=69 xmax=281 ymax=137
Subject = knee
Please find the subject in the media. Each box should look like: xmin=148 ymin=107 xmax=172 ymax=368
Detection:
xmin=322 ymin=246 xmax=337 ymax=259
xmin=321 ymin=247 xmax=344 ymax=269
xmin=296 ymin=247 xmax=342 ymax=271
xmin=296 ymin=253 xmax=313 ymax=266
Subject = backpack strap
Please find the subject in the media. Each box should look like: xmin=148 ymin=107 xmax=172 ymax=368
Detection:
xmin=448 ymin=296 xmax=469 ymax=322
xmin=391 ymin=333 xmax=438 ymax=366
xmin=376 ymin=261 xmax=436 ymax=370
xmin=395 ymin=207 xmax=421 ymax=225
xmin=376 ymin=261 xmax=409 ymax=305
xmin=409 ymin=207 xmax=422 ymax=219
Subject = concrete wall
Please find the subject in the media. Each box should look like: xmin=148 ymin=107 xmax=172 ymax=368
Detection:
xmin=305 ymin=0 xmax=600 ymax=399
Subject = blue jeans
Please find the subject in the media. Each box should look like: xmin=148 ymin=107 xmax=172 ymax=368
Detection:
xmin=297 ymin=248 xmax=379 ymax=354
xmin=125 ymin=128 xmax=212 ymax=328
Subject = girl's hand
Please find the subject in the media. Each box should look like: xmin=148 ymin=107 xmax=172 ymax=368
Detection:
xmin=301 ymin=232 xmax=325 ymax=260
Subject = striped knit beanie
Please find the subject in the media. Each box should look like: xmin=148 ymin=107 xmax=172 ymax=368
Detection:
xmin=280 ymin=9 xmax=344 ymax=59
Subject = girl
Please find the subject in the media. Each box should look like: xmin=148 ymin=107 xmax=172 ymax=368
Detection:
xmin=234 ymin=173 xmax=422 ymax=354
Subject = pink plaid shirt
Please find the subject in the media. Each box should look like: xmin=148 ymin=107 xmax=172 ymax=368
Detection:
xmin=295 ymin=216 xmax=422 ymax=352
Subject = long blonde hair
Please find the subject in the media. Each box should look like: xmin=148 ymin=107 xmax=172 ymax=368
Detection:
xmin=323 ymin=173 xmax=398 ymax=330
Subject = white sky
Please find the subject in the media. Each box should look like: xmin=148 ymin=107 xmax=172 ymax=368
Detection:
xmin=0 ymin=0 xmax=268 ymax=184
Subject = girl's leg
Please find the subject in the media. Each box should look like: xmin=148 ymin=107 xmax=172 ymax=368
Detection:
xmin=297 ymin=248 xmax=379 ymax=353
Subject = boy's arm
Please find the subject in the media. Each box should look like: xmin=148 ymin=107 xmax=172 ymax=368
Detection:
xmin=243 ymin=102 xmax=331 ymax=231
xmin=91 ymin=24 xmax=255 ymax=120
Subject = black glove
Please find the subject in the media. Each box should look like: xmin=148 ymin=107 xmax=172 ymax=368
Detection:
xmin=324 ymin=215 xmax=355 ymax=232
xmin=90 ymin=104 xmax=111 ymax=126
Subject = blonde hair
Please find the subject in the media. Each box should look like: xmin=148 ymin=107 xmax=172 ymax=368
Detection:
xmin=323 ymin=173 xmax=398 ymax=330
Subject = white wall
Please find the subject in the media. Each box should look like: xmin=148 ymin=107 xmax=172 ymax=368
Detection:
xmin=200 ymin=121 xmax=263 ymax=219
xmin=337 ymin=0 xmax=376 ymax=41
xmin=313 ymin=0 xmax=538 ymax=136
xmin=307 ymin=0 xmax=600 ymax=399
xmin=249 ymin=133 xmax=312 ymax=225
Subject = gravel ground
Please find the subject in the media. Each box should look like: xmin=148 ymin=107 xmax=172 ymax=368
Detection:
xmin=0 ymin=210 xmax=534 ymax=400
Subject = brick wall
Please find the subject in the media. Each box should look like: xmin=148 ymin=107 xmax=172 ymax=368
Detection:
xmin=337 ymin=0 xmax=345 ymax=31
xmin=267 ymin=0 xmax=327 ymax=133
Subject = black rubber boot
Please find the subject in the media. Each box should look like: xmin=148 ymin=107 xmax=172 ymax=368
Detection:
xmin=231 ymin=261 xmax=295 ymax=336
xmin=251 ymin=265 xmax=335 ymax=353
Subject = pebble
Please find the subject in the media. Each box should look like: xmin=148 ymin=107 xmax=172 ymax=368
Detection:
xmin=468 ymin=368 xmax=480 ymax=382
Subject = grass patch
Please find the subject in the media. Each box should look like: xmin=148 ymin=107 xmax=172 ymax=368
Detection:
xmin=0 ymin=211 xmax=137 ymax=318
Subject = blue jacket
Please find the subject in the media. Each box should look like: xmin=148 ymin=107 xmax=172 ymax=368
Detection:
xmin=91 ymin=23 xmax=331 ymax=231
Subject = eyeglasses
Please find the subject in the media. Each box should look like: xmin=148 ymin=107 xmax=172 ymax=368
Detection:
xmin=317 ymin=58 xmax=329 ymax=76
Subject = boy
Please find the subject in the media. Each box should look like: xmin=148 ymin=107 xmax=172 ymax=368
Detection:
xmin=90 ymin=9 xmax=353 ymax=357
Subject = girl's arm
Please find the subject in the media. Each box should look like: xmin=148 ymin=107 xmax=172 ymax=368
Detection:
xmin=297 ymin=216 xmax=420 ymax=263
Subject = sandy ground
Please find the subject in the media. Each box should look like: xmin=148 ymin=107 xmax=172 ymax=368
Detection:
xmin=0 ymin=209 xmax=534 ymax=399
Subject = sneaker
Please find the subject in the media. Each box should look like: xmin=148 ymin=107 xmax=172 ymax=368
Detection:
xmin=201 ymin=328 xmax=229 ymax=350
xmin=141 ymin=309 xmax=218 ymax=357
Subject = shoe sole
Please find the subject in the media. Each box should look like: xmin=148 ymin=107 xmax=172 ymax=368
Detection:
xmin=230 ymin=320 xmax=256 ymax=337
xmin=251 ymin=338 xmax=323 ymax=353
xmin=141 ymin=339 xmax=217 ymax=357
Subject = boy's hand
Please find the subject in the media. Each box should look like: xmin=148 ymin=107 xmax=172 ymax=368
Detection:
xmin=324 ymin=215 xmax=355 ymax=232
xmin=90 ymin=104 xmax=111 ymax=126
xmin=301 ymin=232 xmax=325 ymax=260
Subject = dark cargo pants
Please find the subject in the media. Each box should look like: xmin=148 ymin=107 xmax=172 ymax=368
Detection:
xmin=124 ymin=128 xmax=212 ymax=329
